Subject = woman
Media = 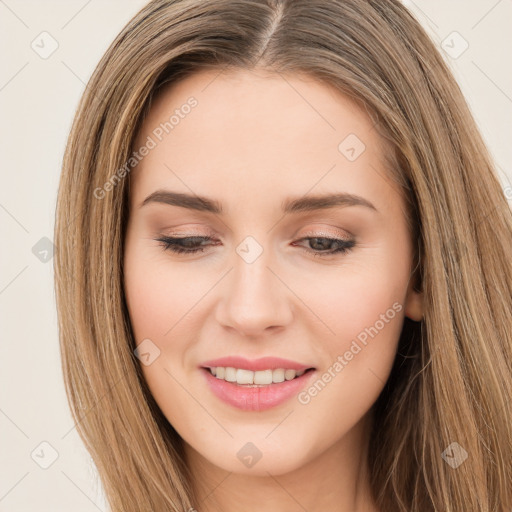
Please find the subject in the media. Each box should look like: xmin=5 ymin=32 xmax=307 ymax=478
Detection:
xmin=54 ymin=0 xmax=512 ymax=510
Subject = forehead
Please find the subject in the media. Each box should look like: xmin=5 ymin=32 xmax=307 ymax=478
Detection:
xmin=129 ymin=68 xmax=398 ymax=216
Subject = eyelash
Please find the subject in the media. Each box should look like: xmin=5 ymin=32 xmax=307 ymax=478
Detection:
xmin=155 ymin=235 xmax=355 ymax=258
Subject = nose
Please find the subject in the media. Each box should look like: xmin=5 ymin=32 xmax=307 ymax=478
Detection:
xmin=214 ymin=249 xmax=293 ymax=337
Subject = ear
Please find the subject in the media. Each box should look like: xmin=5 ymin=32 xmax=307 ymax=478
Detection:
xmin=404 ymin=277 xmax=423 ymax=322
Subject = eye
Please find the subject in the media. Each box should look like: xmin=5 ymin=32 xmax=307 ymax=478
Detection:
xmin=155 ymin=235 xmax=355 ymax=258
xmin=292 ymin=236 xmax=355 ymax=258
xmin=155 ymin=235 xmax=215 ymax=254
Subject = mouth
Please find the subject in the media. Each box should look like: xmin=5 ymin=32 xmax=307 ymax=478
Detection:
xmin=199 ymin=358 xmax=317 ymax=411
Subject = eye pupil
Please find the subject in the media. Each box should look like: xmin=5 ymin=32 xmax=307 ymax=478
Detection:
xmin=309 ymin=237 xmax=331 ymax=250
xmin=182 ymin=237 xmax=203 ymax=247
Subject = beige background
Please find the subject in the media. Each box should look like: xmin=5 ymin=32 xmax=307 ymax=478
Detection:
xmin=1 ymin=0 xmax=511 ymax=510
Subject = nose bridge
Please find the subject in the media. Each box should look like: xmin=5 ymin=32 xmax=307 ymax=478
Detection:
xmin=215 ymin=237 xmax=293 ymax=335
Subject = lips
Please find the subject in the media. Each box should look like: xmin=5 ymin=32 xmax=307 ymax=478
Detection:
xmin=199 ymin=356 xmax=316 ymax=411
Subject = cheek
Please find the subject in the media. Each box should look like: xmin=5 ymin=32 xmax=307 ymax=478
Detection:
xmin=123 ymin=243 xmax=204 ymax=344
xmin=293 ymin=256 xmax=407 ymax=352
xmin=290 ymin=279 xmax=405 ymax=451
xmin=123 ymin=246 xmax=207 ymax=424
xmin=290 ymin=252 xmax=408 ymax=407
xmin=302 ymin=271 xmax=408 ymax=428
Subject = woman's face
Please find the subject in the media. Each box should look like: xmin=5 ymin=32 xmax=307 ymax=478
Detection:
xmin=123 ymin=68 xmax=422 ymax=477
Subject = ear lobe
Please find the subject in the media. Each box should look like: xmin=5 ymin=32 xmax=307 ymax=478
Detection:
xmin=404 ymin=283 xmax=423 ymax=321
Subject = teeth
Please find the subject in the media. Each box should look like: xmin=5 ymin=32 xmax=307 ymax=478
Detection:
xmin=253 ymin=369 xmax=272 ymax=385
xmin=236 ymin=369 xmax=254 ymax=384
xmin=225 ymin=367 xmax=237 ymax=382
xmin=272 ymin=368 xmax=285 ymax=383
xmin=209 ymin=366 xmax=309 ymax=385
xmin=284 ymin=369 xmax=296 ymax=381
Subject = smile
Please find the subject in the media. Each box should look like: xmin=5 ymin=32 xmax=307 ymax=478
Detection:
xmin=201 ymin=367 xmax=317 ymax=412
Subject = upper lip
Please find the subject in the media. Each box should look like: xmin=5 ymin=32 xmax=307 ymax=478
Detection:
xmin=200 ymin=356 xmax=314 ymax=372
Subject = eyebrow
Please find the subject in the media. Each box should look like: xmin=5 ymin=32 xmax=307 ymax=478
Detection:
xmin=139 ymin=190 xmax=377 ymax=214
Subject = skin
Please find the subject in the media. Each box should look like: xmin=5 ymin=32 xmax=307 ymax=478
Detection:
xmin=123 ymin=68 xmax=423 ymax=512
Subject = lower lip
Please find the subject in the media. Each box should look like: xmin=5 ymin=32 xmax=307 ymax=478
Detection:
xmin=201 ymin=368 xmax=315 ymax=411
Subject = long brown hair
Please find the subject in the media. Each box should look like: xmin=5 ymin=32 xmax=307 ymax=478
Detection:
xmin=54 ymin=0 xmax=512 ymax=510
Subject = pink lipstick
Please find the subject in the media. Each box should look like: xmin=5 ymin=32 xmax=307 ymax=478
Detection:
xmin=200 ymin=356 xmax=316 ymax=411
